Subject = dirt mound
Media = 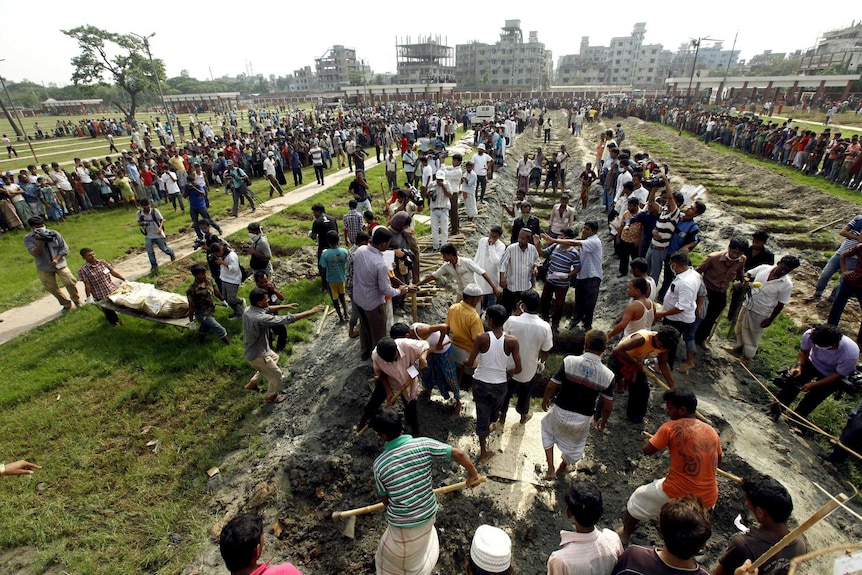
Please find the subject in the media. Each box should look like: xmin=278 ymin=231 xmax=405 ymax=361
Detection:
xmin=183 ymin=114 xmax=859 ymax=575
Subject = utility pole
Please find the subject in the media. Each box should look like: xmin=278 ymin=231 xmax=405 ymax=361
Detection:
xmin=0 ymin=63 xmax=38 ymax=161
xmin=680 ymin=36 xmax=721 ymax=135
xmin=131 ymin=32 xmax=171 ymax=132
xmin=722 ymin=31 xmax=739 ymax=105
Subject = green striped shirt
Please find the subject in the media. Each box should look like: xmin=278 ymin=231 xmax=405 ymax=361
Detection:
xmin=373 ymin=435 xmax=452 ymax=528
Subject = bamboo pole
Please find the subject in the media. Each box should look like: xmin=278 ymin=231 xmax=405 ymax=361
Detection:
xmin=738 ymin=361 xmax=862 ymax=463
xmin=745 ymin=493 xmax=849 ymax=573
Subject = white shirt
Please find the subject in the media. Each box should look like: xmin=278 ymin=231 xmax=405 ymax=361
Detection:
xmin=431 ymin=256 xmax=485 ymax=294
xmin=663 ymin=267 xmax=701 ymax=323
xmin=263 ymin=157 xmax=277 ymax=176
xmin=517 ymin=158 xmax=534 ymax=177
xmin=219 ymin=250 xmax=242 ymax=285
xmin=421 ymin=165 xmax=434 ymax=188
xmin=504 ymin=313 xmax=553 ymax=383
xmin=744 ymin=264 xmax=793 ymax=316
xmin=444 ymin=165 xmax=462 ymax=199
xmin=500 ymin=243 xmax=539 ymax=292
xmin=473 ymin=237 xmax=505 ymax=295
xmin=548 ymin=204 xmax=575 ymax=235
xmin=160 ymin=171 xmax=181 ymax=195
xmin=471 ymin=153 xmax=490 ymax=176
xmin=461 ymin=171 xmax=478 ymax=194
xmin=76 ymin=165 xmax=92 ymax=184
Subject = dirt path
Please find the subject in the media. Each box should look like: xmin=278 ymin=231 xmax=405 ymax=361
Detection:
xmin=180 ymin=116 xmax=859 ymax=575
xmin=0 ymin=159 xmax=383 ymax=345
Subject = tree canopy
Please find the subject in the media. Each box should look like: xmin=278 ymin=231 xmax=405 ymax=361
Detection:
xmin=62 ymin=25 xmax=165 ymax=122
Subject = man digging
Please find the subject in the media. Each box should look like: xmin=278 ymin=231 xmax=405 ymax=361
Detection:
xmin=370 ymin=408 xmax=480 ymax=575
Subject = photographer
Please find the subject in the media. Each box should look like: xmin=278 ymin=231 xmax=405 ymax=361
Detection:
xmin=23 ymin=215 xmax=82 ymax=312
xmin=244 ymin=222 xmax=272 ymax=277
xmin=769 ymin=324 xmax=859 ymax=423
xmin=193 ymin=220 xmax=224 ymax=290
xmin=136 ymin=199 xmax=175 ymax=274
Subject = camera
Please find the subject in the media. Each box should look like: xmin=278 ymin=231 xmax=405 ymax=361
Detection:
xmin=641 ymin=163 xmax=670 ymax=191
xmin=192 ymin=238 xmax=207 ymax=250
xmin=34 ymin=229 xmax=57 ymax=242
xmin=239 ymin=242 xmax=252 ymax=254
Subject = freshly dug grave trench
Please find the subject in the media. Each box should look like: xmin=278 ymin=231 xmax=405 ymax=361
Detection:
xmin=183 ymin=113 xmax=859 ymax=575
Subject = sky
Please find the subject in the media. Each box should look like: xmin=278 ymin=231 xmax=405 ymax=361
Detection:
xmin=0 ymin=1 xmax=856 ymax=88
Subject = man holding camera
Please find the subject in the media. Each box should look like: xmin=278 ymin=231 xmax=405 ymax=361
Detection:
xmin=24 ymin=215 xmax=82 ymax=312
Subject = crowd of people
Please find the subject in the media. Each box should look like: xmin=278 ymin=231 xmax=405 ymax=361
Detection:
xmin=10 ymin=96 xmax=862 ymax=575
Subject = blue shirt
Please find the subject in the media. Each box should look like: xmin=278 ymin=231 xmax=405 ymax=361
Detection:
xmin=320 ymin=247 xmax=349 ymax=284
xmin=577 ymin=234 xmax=603 ymax=280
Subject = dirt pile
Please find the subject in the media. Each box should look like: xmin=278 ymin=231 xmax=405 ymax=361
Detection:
xmin=183 ymin=113 xmax=859 ymax=575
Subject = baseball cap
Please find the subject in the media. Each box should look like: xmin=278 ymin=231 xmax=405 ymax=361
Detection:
xmin=435 ymin=170 xmax=446 ymax=180
xmin=477 ymin=144 xmax=486 ymax=150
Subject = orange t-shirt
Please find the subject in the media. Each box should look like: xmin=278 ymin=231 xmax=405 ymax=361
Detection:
xmin=650 ymin=418 xmax=721 ymax=507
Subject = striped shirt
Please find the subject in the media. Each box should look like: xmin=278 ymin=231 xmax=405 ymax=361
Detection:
xmin=836 ymin=214 xmax=862 ymax=254
xmin=650 ymin=206 xmax=680 ymax=249
xmin=577 ymin=234 xmax=603 ymax=280
xmin=373 ymin=435 xmax=452 ymax=527
xmin=543 ymin=245 xmax=580 ymax=287
xmin=500 ymin=243 xmax=539 ymax=292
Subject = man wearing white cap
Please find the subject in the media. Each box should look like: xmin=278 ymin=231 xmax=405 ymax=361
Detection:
xmin=262 ymin=151 xmax=284 ymax=197
xmin=471 ymin=144 xmax=490 ymax=203
xmin=371 ymin=408 xmax=480 ymax=575
xmin=468 ymin=524 xmax=513 ymax=575
xmin=427 ymin=169 xmax=453 ymax=252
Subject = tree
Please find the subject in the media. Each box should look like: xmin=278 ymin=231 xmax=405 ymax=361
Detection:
xmin=348 ymin=69 xmax=365 ymax=86
xmin=62 ymin=25 xmax=165 ymax=122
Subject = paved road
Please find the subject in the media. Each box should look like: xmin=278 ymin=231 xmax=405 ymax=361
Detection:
xmin=0 ymin=159 xmax=380 ymax=345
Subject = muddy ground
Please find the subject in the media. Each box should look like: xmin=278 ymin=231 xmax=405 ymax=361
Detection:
xmin=182 ymin=113 xmax=861 ymax=575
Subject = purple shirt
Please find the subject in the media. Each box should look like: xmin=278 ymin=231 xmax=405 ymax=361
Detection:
xmin=352 ymin=244 xmax=401 ymax=311
xmin=801 ymin=330 xmax=859 ymax=376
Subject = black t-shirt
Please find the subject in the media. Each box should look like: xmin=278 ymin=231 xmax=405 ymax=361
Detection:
xmin=349 ymin=179 xmax=369 ymax=202
xmin=312 ymin=214 xmax=338 ymax=252
xmin=552 ymin=354 xmax=614 ymax=416
xmin=744 ymin=246 xmax=775 ymax=271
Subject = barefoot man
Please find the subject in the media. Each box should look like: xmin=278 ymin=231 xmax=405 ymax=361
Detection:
xmin=540 ymin=330 xmax=614 ymax=480
xmin=465 ymin=304 xmax=521 ymax=463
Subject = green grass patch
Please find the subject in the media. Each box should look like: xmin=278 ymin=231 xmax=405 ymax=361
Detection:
xmin=651 ymin=123 xmax=862 ymax=207
xmin=0 ymin=267 xmax=326 ymax=574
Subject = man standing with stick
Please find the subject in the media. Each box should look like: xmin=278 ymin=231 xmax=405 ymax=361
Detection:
xmin=617 ymin=388 xmax=721 ymax=545
xmin=370 ymin=408 xmax=480 ymax=575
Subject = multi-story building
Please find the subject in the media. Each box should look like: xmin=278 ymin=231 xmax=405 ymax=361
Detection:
xmin=671 ymin=41 xmax=740 ymax=76
xmin=315 ymin=45 xmax=361 ymax=91
xmin=799 ymin=22 xmax=862 ymax=74
xmin=555 ymin=23 xmax=672 ymax=88
xmin=396 ymin=35 xmax=455 ymax=84
xmin=289 ymin=66 xmax=316 ymax=92
xmin=455 ymin=20 xmax=553 ymax=89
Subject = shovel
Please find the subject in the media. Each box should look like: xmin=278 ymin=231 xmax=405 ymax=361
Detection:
xmin=355 ymin=383 xmax=409 ymax=437
xmin=332 ymin=476 xmax=486 ymax=538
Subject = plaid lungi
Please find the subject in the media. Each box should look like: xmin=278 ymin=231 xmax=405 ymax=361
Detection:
xmin=421 ymin=346 xmax=460 ymax=400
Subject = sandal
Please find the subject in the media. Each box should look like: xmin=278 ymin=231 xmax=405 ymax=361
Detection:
xmin=264 ymin=393 xmax=286 ymax=404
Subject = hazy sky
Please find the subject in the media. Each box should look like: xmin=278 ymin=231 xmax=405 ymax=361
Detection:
xmin=0 ymin=1 xmax=856 ymax=87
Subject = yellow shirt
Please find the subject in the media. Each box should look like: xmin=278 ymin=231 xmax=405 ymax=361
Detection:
xmin=169 ymin=156 xmax=186 ymax=173
xmin=445 ymin=301 xmax=483 ymax=352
